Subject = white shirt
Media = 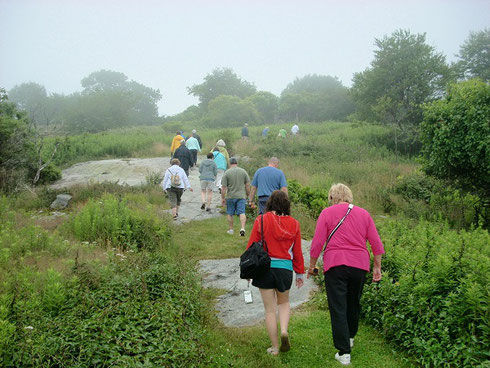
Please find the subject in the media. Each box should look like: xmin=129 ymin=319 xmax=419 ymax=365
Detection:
xmin=162 ymin=165 xmax=191 ymax=190
xmin=291 ymin=124 xmax=299 ymax=135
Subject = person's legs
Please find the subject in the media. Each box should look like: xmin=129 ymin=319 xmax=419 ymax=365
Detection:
xmin=239 ymin=214 xmax=246 ymax=230
xmin=200 ymin=190 xmax=206 ymax=205
xmin=259 ymin=288 xmax=278 ymax=352
xmin=216 ymin=170 xmax=224 ymax=190
xmin=325 ymin=266 xmax=351 ymax=355
xmin=226 ymin=215 xmax=234 ymax=231
xmin=346 ymin=267 xmax=367 ymax=340
xmin=206 ymin=189 xmax=213 ymax=207
xmin=276 ymin=290 xmax=290 ymax=336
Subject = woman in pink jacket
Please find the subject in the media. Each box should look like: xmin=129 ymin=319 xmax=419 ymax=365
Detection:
xmin=307 ymin=183 xmax=384 ymax=366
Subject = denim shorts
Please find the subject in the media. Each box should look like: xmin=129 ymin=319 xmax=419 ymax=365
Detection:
xmin=226 ymin=198 xmax=246 ymax=215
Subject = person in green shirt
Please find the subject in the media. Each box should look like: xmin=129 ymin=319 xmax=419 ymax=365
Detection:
xmin=221 ymin=157 xmax=251 ymax=237
xmin=278 ymin=128 xmax=287 ymax=138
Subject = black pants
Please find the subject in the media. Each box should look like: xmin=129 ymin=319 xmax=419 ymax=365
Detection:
xmin=324 ymin=265 xmax=366 ymax=355
xmin=190 ymin=149 xmax=198 ymax=166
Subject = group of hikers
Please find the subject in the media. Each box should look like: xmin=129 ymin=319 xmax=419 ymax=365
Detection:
xmin=161 ymin=128 xmax=384 ymax=366
xmin=241 ymin=123 xmax=300 ymax=139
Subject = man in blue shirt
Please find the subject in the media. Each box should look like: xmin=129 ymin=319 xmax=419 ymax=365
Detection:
xmin=249 ymin=157 xmax=288 ymax=214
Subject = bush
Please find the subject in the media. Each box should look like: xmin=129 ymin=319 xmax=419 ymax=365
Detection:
xmin=362 ymin=219 xmax=490 ymax=367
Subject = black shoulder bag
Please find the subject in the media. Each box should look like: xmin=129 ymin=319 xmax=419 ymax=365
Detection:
xmin=239 ymin=215 xmax=271 ymax=279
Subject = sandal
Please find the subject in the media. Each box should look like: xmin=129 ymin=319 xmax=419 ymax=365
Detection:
xmin=266 ymin=347 xmax=279 ymax=356
xmin=280 ymin=334 xmax=290 ymax=352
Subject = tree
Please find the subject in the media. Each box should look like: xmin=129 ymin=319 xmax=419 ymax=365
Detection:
xmin=455 ymin=28 xmax=490 ymax=82
xmin=279 ymin=74 xmax=355 ymax=122
xmin=187 ymin=68 xmax=256 ymax=109
xmin=246 ymin=91 xmax=279 ymax=123
xmin=420 ymin=79 xmax=490 ymax=197
xmin=204 ymin=95 xmax=259 ymax=128
xmin=351 ymin=29 xmax=450 ymax=127
xmin=8 ymin=82 xmax=49 ymax=125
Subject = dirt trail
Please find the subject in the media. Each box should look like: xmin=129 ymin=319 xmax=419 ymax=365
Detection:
xmin=52 ymin=156 xmax=318 ymax=327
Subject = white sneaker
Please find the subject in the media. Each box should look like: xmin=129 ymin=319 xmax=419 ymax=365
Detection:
xmin=226 ymin=229 xmax=234 ymax=235
xmin=335 ymin=353 xmax=351 ymax=365
xmin=350 ymin=338 xmax=354 ymax=348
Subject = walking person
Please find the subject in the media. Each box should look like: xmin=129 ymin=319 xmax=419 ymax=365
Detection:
xmin=199 ymin=153 xmax=217 ymax=211
xmin=307 ymin=183 xmax=384 ymax=365
xmin=173 ymin=140 xmax=193 ymax=176
xmin=213 ymin=148 xmax=227 ymax=192
xmin=246 ymin=190 xmax=304 ymax=356
xmin=278 ymin=128 xmax=287 ymax=138
xmin=262 ymin=126 xmax=269 ymax=139
xmin=241 ymin=123 xmax=249 ymax=140
xmin=249 ymin=157 xmax=288 ymax=214
xmin=170 ymin=131 xmax=184 ymax=158
xmin=221 ymin=157 xmax=250 ymax=236
xmin=185 ymin=133 xmax=201 ymax=167
xmin=291 ymin=124 xmax=299 ymax=136
xmin=191 ymin=129 xmax=202 ymax=149
xmin=162 ymin=158 xmax=193 ymax=220
xmin=213 ymin=139 xmax=230 ymax=167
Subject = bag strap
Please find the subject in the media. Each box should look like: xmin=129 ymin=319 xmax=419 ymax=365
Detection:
xmin=322 ymin=204 xmax=354 ymax=252
xmin=260 ymin=214 xmax=268 ymax=252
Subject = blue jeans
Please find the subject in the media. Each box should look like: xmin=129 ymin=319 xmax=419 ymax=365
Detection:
xmin=258 ymin=196 xmax=269 ymax=214
xmin=226 ymin=198 xmax=246 ymax=215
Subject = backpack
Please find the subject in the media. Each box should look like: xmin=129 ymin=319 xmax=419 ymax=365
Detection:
xmin=168 ymin=169 xmax=181 ymax=187
xmin=239 ymin=215 xmax=270 ymax=279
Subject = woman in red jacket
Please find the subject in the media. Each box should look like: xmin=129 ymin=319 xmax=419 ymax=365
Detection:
xmin=246 ymin=190 xmax=305 ymax=355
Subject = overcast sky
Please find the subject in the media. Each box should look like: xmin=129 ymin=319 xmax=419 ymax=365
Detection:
xmin=1 ymin=0 xmax=489 ymax=115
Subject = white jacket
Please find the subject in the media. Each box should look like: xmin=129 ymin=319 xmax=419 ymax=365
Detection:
xmin=162 ymin=165 xmax=191 ymax=190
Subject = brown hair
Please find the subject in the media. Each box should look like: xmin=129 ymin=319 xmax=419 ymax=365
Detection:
xmin=171 ymin=158 xmax=181 ymax=166
xmin=265 ymin=190 xmax=290 ymax=216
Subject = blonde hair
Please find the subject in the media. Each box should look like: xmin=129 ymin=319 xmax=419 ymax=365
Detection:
xmin=328 ymin=183 xmax=353 ymax=204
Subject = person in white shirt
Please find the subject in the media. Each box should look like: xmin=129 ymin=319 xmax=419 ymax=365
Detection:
xmin=162 ymin=158 xmax=193 ymax=220
xmin=291 ymin=124 xmax=299 ymax=136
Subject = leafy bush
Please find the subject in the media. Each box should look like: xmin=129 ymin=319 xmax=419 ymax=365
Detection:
xmin=69 ymin=194 xmax=171 ymax=251
xmin=362 ymin=219 xmax=490 ymax=367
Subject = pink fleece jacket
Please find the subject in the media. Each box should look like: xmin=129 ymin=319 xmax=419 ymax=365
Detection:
xmin=310 ymin=203 xmax=385 ymax=272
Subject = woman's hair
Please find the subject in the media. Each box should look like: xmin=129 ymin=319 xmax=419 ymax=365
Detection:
xmin=171 ymin=158 xmax=181 ymax=166
xmin=265 ymin=190 xmax=290 ymax=215
xmin=328 ymin=183 xmax=353 ymax=204
xmin=207 ymin=152 xmax=214 ymax=159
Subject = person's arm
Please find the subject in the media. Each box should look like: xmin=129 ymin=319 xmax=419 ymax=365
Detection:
xmin=280 ymin=173 xmax=288 ymax=195
xmin=307 ymin=210 xmax=329 ymax=278
xmin=367 ymin=215 xmax=384 ymax=282
xmin=280 ymin=186 xmax=288 ymax=195
xmin=292 ymin=224 xmax=305 ymax=287
xmin=248 ymin=186 xmax=257 ymax=208
xmin=221 ymin=186 xmax=227 ymax=206
xmin=372 ymin=254 xmax=382 ymax=282
xmin=246 ymin=218 xmax=261 ymax=249
xmin=245 ymin=182 xmax=251 ymax=198
xmin=162 ymin=170 xmax=170 ymax=192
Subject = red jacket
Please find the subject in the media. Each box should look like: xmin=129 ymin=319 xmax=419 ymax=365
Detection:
xmin=247 ymin=212 xmax=305 ymax=274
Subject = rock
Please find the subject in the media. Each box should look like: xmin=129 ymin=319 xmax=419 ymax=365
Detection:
xmin=50 ymin=194 xmax=72 ymax=209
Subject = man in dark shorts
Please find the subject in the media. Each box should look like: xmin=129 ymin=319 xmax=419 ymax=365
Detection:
xmin=221 ymin=157 xmax=250 ymax=236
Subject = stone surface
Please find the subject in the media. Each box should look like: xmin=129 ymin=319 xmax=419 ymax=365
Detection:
xmin=50 ymin=194 xmax=72 ymax=209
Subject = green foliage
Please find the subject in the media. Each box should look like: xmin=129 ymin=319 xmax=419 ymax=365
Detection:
xmin=188 ymin=67 xmax=256 ymax=110
xmin=351 ymin=29 xmax=450 ymax=127
xmin=69 ymin=193 xmax=171 ymax=251
xmin=279 ymin=74 xmax=355 ymax=122
xmin=420 ymin=79 xmax=490 ymax=197
xmin=455 ymin=28 xmax=490 ymax=82
xmin=204 ymin=95 xmax=259 ymax=127
xmin=246 ymin=91 xmax=279 ymax=123
xmin=8 ymin=82 xmax=48 ymax=126
xmin=362 ymin=219 xmax=490 ymax=367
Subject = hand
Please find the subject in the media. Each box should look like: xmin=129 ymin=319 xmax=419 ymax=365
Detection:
xmin=221 ymin=198 xmax=226 ymax=206
xmin=372 ymin=266 xmax=382 ymax=282
xmin=296 ymin=278 xmax=304 ymax=288
xmin=306 ymin=266 xmax=317 ymax=279
xmin=189 ymin=188 xmax=194 ymax=192
xmin=249 ymin=201 xmax=256 ymax=209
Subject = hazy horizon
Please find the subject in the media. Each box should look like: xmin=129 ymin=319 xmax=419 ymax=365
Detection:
xmin=1 ymin=0 xmax=489 ymax=116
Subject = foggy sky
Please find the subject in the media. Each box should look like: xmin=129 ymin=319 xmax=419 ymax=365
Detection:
xmin=1 ymin=0 xmax=489 ymax=116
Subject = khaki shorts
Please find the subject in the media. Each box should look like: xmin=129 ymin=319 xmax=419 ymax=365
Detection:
xmin=167 ymin=187 xmax=184 ymax=207
xmin=200 ymin=180 xmax=215 ymax=191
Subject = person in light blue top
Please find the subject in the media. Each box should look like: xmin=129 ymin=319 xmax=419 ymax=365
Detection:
xmin=185 ymin=133 xmax=201 ymax=167
xmin=262 ymin=127 xmax=269 ymax=139
xmin=213 ymin=148 xmax=227 ymax=192
xmin=249 ymin=157 xmax=288 ymax=214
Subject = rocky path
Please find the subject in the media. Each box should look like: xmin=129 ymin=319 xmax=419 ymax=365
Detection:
xmin=52 ymin=156 xmax=318 ymax=327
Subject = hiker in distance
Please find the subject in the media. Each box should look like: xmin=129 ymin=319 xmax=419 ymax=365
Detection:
xmin=241 ymin=123 xmax=249 ymax=140
xmin=162 ymin=158 xmax=193 ymax=220
xmin=185 ymin=133 xmax=201 ymax=168
xmin=199 ymin=152 xmax=218 ymax=212
xmin=173 ymin=140 xmax=193 ymax=176
xmin=213 ymin=139 xmax=230 ymax=167
xmin=291 ymin=123 xmax=299 ymax=136
xmin=191 ymin=129 xmax=202 ymax=149
xmin=249 ymin=157 xmax=288 ymax=214
xmin=221 ymin=157 xmax=250 ymax=236
xmin=170 ymin=130 xmax=184 ymax=159
xmin=213 ymin=148 xmax=227 ymax=193
xmin=246 ymin=190 xmax=304 ymax=356
xmin=307 ymin=183 xmax=384 ymax=366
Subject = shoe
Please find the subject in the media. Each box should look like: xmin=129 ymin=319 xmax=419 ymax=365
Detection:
xmin=206 ymin=207 xmax=211 ymax=212
xmin=280 ymin=334 xmax=290 ymax=352
xmin=201 ymin=203 xmax=205 ymax=210
xmin=266 ymin=347 xmax=279 ymax=356
xmin=173 ymin=215 xmax=178 ymax=220
xmin=240 ymin=229 xmax=245 ymax=237
xmin=219 ymin=188 xmax=221 ymax=194
xmin=335 ymin=353 xmax=351 ymax=365
xmin=227 ymin=229 xmax=234 ymax=235
xmin=350 ymin=338 xmax=354 ymax=348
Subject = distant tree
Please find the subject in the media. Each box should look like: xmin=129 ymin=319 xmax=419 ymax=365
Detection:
xmin=279 ymin=74 xmax=354 ymax=122
xmin=420 ymin=79 xmax=489 ymax=197
xmin=165 ymin=105 xmax=203 ymax=123
xmin=351 ymin=29 xmax=450 ymax=127
xmin=454 ymin=28 xmax=490 ymax=82
xmin=204 ymin=95 xmax=259 ymax=128
xmin=247 ymin=91 xmax=279 ymax=123
xmin=8 ymin=82 xmax=49 ymax=125
xmin=188 ymin=68 xmax=256 ymax=109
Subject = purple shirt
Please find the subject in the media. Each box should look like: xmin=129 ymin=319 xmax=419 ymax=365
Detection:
xmin=310 ymin=203 xmax=385 ymax=272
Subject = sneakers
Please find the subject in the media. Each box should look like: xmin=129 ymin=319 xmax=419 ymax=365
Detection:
xmin=201 ymin=203 xmax=205 ymax=210
xmin=206 ymin=207 xmax=211 ymax=212
xmin=239 ymin=229 xmax=245 ymax=237
xmin=335 ymin=353 xmax=351 ymax=365
xmin=280 ymin=334 xmax=290 ymax=352
xmin=226 ymin=229 xmax=234 ymax=235
xmin=350 ymin=338 xmax=354 ymax=348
